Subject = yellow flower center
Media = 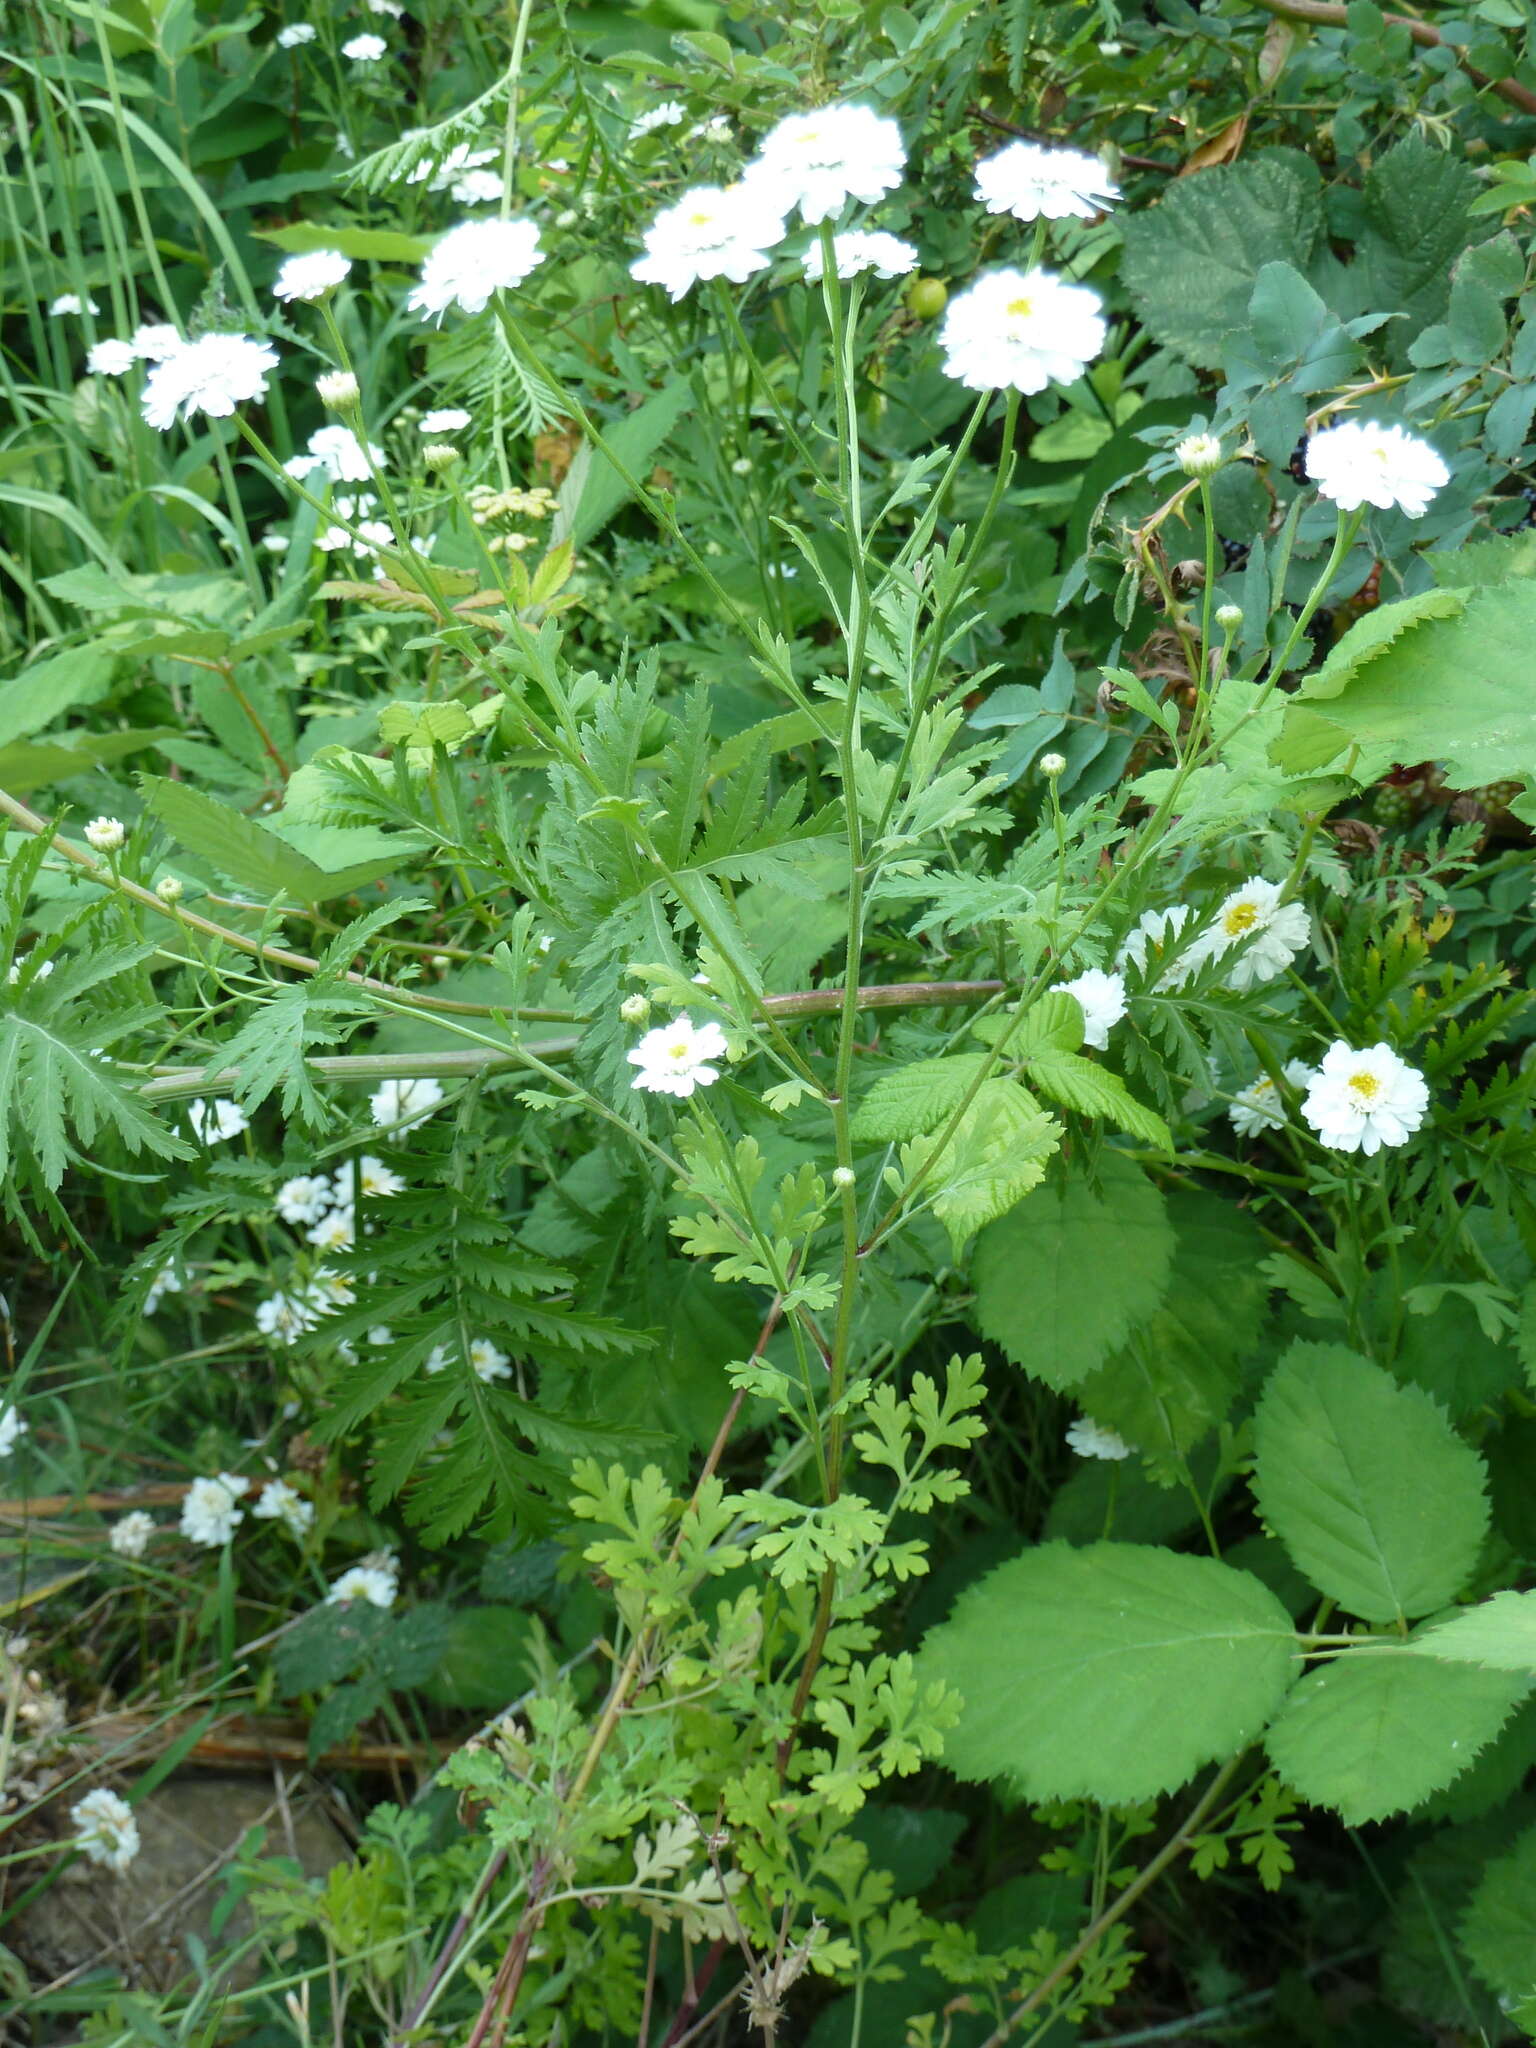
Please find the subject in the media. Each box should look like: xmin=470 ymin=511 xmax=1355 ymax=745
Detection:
xmin=688 ymin=211 xmax=714 ymax=226
xmin=1007 ymin=295 xmax=1035 ymax=319
xmin=666 ymin=1038 xmax=692 ymax=1060
xmin=1347 ymin=1070 xmax=1381 ymax=1101
xmin=1223 ymin=901 xmax=1260 ymax=936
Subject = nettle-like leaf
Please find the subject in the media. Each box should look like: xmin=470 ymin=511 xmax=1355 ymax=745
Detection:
xmin=850 ymin=1054 xmax=987 ymax=1143
xmin=918 ymin=1542 xmax=1298 ymax=1804
xmin=1252 ymin=1341 xmax=1489 ymax=1624
xmin=1266 ymin=1651 xmax=1528 ymax=1825
xmin=969 ymin=1153 xmax=1175 ymax=1390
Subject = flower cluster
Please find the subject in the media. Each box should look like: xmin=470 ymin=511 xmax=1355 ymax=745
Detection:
xmin=179 ymin=1472 xmax=247 ymax=1547
xmin=327 ymin=1557 xmax=399 ymax=1608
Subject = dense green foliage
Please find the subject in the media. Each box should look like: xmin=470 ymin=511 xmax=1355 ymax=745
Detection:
xmin=4 ymin=0 xmax=1536 ymax=2042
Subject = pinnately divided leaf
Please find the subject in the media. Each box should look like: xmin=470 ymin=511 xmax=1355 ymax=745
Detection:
xmin=917 ymin=1542 xmax=1298 ymax=1804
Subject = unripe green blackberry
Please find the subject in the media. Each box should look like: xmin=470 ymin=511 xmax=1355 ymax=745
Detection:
xmin=1478 ymin=779 xmax=1522 ymax=813
xmin=1371 ymin=785 xmax=1415 ymax=827
xmin=905 ymin=277 xmax=947 ymax=320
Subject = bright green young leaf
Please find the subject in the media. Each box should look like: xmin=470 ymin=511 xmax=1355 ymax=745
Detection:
xmin=970 ymin=1153 xmax=1175 ymax=1390
xmin=1021 ymin=1048 xmax=1172 ymax=1150
xmin=918 ymin=1542 xmax=1298 ymax=1804
xmin=143 ymin=776 xmax=423 ymax=903
xmin=970 ymin=990 xmax=1084 ymax=1058
xmin=851 ymin=1054 xmax=987 ymax=1142
xmin=1267 ymin=1651 xmax=1528 ymax=1824
xmin=1252 ymin=1342 xmax=1489 ymax=1623
xmin=1274 ymin=580 xmax=1536 ymax=789
xmin=255 ymin=223 xmax=433 ymax=263
xmin=1408 ymin=1592 xmax=1536 ymax=1674
xmin=907 ymin=1079 xmax=1060 ymax=1255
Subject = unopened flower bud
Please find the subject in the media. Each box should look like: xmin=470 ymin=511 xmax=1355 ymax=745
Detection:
xmin=1215 ymin=602 xmax=1243 ymax=631
xmin=554 ymin=207 xmax=580 ymax=229
xmin=620 ymin=993 xmax=651 ymax=1027
xmin=84 ymin=816 xmax=125 ymax=853
xmin=730 ymin=456 xmax=753 ymax=476
xmin=832 ymin=1165 xmax=856 ymax=1189
xmin=1175 ymin=432 xmax=1223 ymax=479
xmin=905 ymin=277 xmax=948 ymax=321
xmin=155 ymin=875 xmax=184 ymax=903
xmin=423 ymin=442 xmax=461 ymax=473
xmin=1039 ymin=751 xmax=1067 ymax=778
xmin=316 ymin=370 xmax=359 ymax=409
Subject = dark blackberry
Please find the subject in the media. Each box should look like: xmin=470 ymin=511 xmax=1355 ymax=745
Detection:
xmin=1286 ymin=437 xmax=1309 ymax=483
xmin=1220 ymin=536 xmax=1250 ymax=569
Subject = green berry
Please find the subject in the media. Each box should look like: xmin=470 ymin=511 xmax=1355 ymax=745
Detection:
xmin=1371 ymin=785 xmax=1414 ymax=826
xmin=906 ymin=277 xmax=948 ymax=321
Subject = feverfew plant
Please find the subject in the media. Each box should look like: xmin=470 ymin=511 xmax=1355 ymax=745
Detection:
xmin=6 ymin=12 xmax=1536 ymax=2045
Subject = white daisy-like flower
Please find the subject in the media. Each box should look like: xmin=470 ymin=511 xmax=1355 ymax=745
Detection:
xmin=469 ymin=1337 xmax=512 ymax=1383
xmin=109 ymin=1511 xmax=156 ymax=1559
xmin=1227 ymin=1059 xmax=1315 ymax=1138
xmin=406 ymin=141 xmax=499 ymax=189
xmin=251 ymin=1477 xmax=314 ymax=1537
xmin=419 ymin=407 xmax=471 ymax=435
xmin=1193 ymin=878 xmax=1310 ymax=992
xmin=327 ymin=1563 xmax=397 ymax=1608
xmin=1304 ymin=420 xmax=1449 ymax=519
xmin=423 ymin=1343 xmax=451 ymax=1374
xmin=187 ymin=1097 xmax=248 ymax=1143
xmin=272 ymin=249 xmax=351 ymax=303
xmin=341 ymin=31 xmax=386 ymax=59
xmin=285 ymin=424 xmax=383 ymax=484
xmin=333 ymin=1154 xmax=405 ymax=1203
xmin=143 ymin=1262 xmax=182 ymax=1315
xmin=974 ymin=140 xmax=1119 ymax=223
xmin=697 ymin=114 xmax=731 ymax=142
xmin=51 ymin=293 xmax=99 ymax=316
xmin=276 ymin=22 xmax=316 ymax=46
xmin=0 ymin=1407 xmax=27 ymax=1458
xmin=1301 ymin=1042 xmax=1430 ymax=1156
xmin=451 ymin=169 xmax=504 ymax=206
xmin=86 ymin=339 xmax=138 ymax=377
xmin=745 ymin=102 xmax=906 ymax=223
xmin=1066 ymin=1416 xmax=1132 ymax=1460
xmin=803 ymin=230 xmax=918 ymax=281
xmin=631 ymin=100 xmax=686 ymax=137
xmin=938 ymin=266 xmax=1106 ymax=394
xmin=1057 ymin=967 xmax=1128 ymax=1051
xmin=367 ymin=1324 xmax=393 ymax=1346
xmin=408 ymin=218 xmax=544 ymax=323
xmin=276 ymin=1174 xmax=333 ymax=1225
xmin=84 ymin=816 xmax=125 ymax=852
xmin=305 ymin=1268 xmax=356 ymax=1313
xmin=140 ymin=333 xmax=279 ymax=430
xmin=369 ymin=1077 xmax=444 ymax=1130
xmin=306 ymin=1206 xmax=355 ymax=1252
xmin=627 ymin=1015 xmax=729 ymax=1098
xmin=255 ymin=1291 xmax=316 ymax=1345
xmin=180 ymin=1472 xmax=246 ymax=1547
xmin=130 ymin=321 xmax=181 ymax=360
xmin=1116 ymin=905 xmax=1197 ymax=990
xmin=630 ymin=183 xmax=787 ymax=301
xmin=70 ymin=1789 xmax=140 ymax=1873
